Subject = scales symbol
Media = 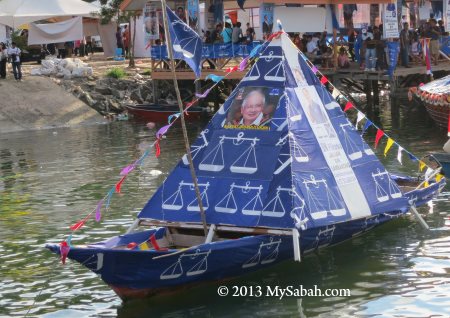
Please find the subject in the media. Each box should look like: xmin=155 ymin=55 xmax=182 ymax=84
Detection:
xmin=306 ymin=225 xmax=336 ymax=252
xmin=264 ymin=54 xmax=285 ymax=82
xmin=241 ymin=63 xmax=261 ymax=82
xmin=303 ymin=175 xmax=346 ymax=219
xmin=274 ymin=134 xmax=292 ymax=175
xmin=242 ymin=237 xmax=282 ymax=268
xmin=160 ymin=249 xmax=211 ymax=280
xmin=262 ymin=186 xmax=301 ymax=218
xmin=215 ymin=182 xmax=263 ymax=215
xmin=162 ymin=181 xmax=210 ymax=211
xmin=289 ymin=132 xmax=309 ymax=163
xmin=199 ymin=132 xmax=260 ymax=174
xmin=182 ymin=129 xmax=209 ymax=165
xmin=371 ymin=169 xmax=402 ymax=202
xmin=340 ymin=123 xmax=362 ymax=160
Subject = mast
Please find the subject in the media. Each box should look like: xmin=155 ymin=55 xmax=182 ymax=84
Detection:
xmin=160 ymin=0 xmax=208 ymax=237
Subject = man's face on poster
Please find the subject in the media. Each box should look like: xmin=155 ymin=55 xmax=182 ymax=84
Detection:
xmin=241 ymin=91 xmax=265 ymax=125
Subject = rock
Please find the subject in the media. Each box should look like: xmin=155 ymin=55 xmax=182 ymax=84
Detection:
xmin=79 ymin=92 xmax=95 ymax=107
xmin=108 ymin=98 xmax=123 ymax=112
xmin=90 ymin=92 xmax=107 ymax=101
xmin=95 ymin=85 xmax=112 ymax=95
xmin=112 ymin=89 xmax=125 ymax=99
xmin=130 ymin=89 xmax=144 ymax=104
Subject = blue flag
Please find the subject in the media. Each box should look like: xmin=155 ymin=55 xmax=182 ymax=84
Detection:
xmin=387 ymin=42 xmax=399 ymax=79
xmin=166 ymin=5 xmax=203 ymax=78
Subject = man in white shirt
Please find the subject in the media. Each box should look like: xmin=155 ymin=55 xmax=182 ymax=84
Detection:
xmin=7 ymin=42 xmax=22 ymax=81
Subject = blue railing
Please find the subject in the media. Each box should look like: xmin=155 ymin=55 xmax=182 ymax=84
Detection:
xmin=150 ymin=41 xmax=262 ymax=60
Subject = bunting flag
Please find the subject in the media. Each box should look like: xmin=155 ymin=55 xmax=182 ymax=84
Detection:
xmin=362 ymin=119 xmax=373 ymax=134
xmin=384 ymin=138 xmax=394 ymax=157
xmin=249 ymin=44 xmax=262 ymax=58
xmin=311 ymin=65 xmax=319 ymax=74
xmin=237 ymin=0 xmax=246 ymax=10
xmin=156 ymin=124 xmax=172 ymax=139
xmin=165 ymin=5 xmax=203 ymax=78
xmin=139 ymin=240 xmax=150 ymax=250
xmin=239 ymin=57 xmax=249 ymax=71
xmin=397 ymin=146 xmax=403 ymax=165
xmin=195 ymin=88 xmax=212 ymax=99
xmin=95 ymin=199 xmax=104 ymax=222
xmin=408 ymin=153 xmax=418 ymax=161
xmin=356 ymin=111 xmax=365 ymax=128
xmin=70 ymin=214 xmax=91 ymax=231
xmin=168 ymin=113 xmax=181 ymax=124
xmin=419 ymin=160 xmax=426 ymax=171
xmin=59 ymin=241 xmax=70 ymax=265
xmin=344 ymin=101 xmax=353 ymax=112
xmin=436 ymin=174 xmax=443 ymax=182
xmin=155 ymin=139 xmax=161 ymax=158
xmin=115 ymin=175 xmax=127 ymax=193
xmin=149 ymin=233 xmax=168 ymax=251
xmin=421 ymin=38 xmax=432 ymax=75
xmin=320 ymin=76 xmax=328 ymax=84
xmin=374 ymin=129 xmax=384 ymax=148
xmin=424 ymin=181 xmax=429 ymax=188
xmin=105 ymin=187 xmax=115 ymax=210
xmin=225 ymin=66 xmax=238 ymax=73
xmin=331 ymin=88 xmax=340 ymax=99
xmin=120 ymin=163 xmax=136 ymax=176
xmin=205 ymin=74 xmax=224 ymax=82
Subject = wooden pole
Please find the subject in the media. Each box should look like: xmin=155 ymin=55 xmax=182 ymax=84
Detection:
xmin=161 ymin=0 xmax=208 ymax=237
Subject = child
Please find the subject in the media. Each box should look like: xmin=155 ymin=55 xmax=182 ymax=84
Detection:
xmin=410 ymin=36 xmax=421 ymax=64
xmin=338 ymin=47 xmax=350 ymax=68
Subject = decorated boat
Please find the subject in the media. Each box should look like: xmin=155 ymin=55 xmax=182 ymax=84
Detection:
xmin=411 ymin=75 xmax=450 ymax=128
xmin=126 ymin=103 xmax=206 ymax=122
xmin=46 ymin=7 xmax=445 ymax=301
xmin=46 ymin=33 xmax=445 ymax=301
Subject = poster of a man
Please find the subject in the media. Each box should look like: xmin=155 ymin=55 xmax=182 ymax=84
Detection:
xmin=188 ymin=0 xmax=199 ymax=30
xmin=299 ymin=86 xmax=328 ymax=125
xmin=223 ymin=87 xmax=280 ymax=129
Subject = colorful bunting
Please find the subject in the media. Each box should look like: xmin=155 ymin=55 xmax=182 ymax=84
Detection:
xmin=249 ymin=44 xmax=262 ymax=58
xmin=397 ymin=146 xmax=403 ymax=165
xmin=374 ymin=129 xmax=384 ymax=148
xmin=408 ymin=153 xmax=418 ymax=161
xmin=155 ymin=139 xmax=161 ymax=158
xmin=423 ymin=181 xmax=429 ymax=188
xmin=356 ymin=111 xmax=365 ymax=127
xmin=239 ymin=58 xmax=248 ymax=71
xmin=70 ymin=215 xmax=90 ymax=231
xmin=225 ymin=66 xmax=238 ymax=73
xmin=277 ymin=19 xmax=283 ymax=31
xmin=419 ymin=160 xmax=426 ymax=172
xmin=105 ymin=187 xmax=115 ymax=210
xmin=331 ymin=88 xmax=340 ymax=99
xmin=436 ymin=174 xmax=443 ymax=182
xmin=344 ymin=101 xmax=353 ymax=112
xmin=320 ymin=76 xmax=328 ymax=84
xmin=149 ymin=233 xmax=168 ymax=251
xmin=120 ymin=164 xmax=135 ymax=176
xmin=362 ymin=119 xmax=373 ymax=134
xmin=195 ymin=88 xmax=212 ymax=99
xmin=95 ymin=199 xmax=104 ymax=222
xmin=156 ymin=124 xmax=172 ymax=139
xmin=311 ymin=65 xmax=318 ymax=74
xmin=168 ymin=113 xmax=180 ymax=124
xmin=205 ymin=74 xmax=224 ymax=83
xmin=115 ymin=175 xmax=127 ymax=193
xmin=384 ymin=138 xmax=394 ymax=157
xmin=59 ymin=241 xmax=70 ymax=265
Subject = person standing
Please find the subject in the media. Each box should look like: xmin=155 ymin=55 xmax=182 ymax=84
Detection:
xmin=428 ymin=19 xmax=441 ymax=65
xmin=246 ymin=23 xmax=255 ymax=41
xmin=363 ymin=27 xmax=377 ymax=71
xmin=7 ymin=42 xmax=22 ymax=81
xmin=0 ymin=43 xmax=7 ymax=79
xmin=221 ymin=23 xmax=233 ymax=44
xmin=400 ymin=22 xmax=411 ymax=67
xmin=116 ymin=27 xmax=124 ymax=53
xmin=122 ymin=25 xmax=130 ymax=57
xmin=232 ymin=22 xmax=243 ymax=44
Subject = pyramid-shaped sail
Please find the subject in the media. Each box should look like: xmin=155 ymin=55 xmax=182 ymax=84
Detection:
xmin=138 ymin=34 xmax=409 ymax=230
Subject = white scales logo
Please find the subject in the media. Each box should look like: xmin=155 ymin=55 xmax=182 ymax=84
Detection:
xmin=242 ymin=237 xmax=282 ymax=268
xmin=160 ymin=249 xmax=211 ymax=280
xmin=162 ymin=181 xmax=210 ymax=211
xmin=371 ymin=169 xmax=402 ymax=202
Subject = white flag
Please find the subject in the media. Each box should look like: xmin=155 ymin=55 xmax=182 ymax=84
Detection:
xmin=356 ymin=111 xmax=365 ymax=128
xmin=397 ymin=146 xmax=403 ymax=165
xmin=332 ymin=88 xmax=340 ymax=99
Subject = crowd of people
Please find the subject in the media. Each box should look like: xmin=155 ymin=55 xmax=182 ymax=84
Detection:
xmin=289 ymin=17 xmax=448 ymax=72
xmin=204 ymin=21 xmax=255 ymax=45
xmin=115 ymin=25 xmax=130 ymax=57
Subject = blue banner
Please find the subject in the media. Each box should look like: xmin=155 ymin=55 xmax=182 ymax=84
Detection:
xmin=387 ymin=41 xmax=399 ymax=78
xmin=166 ymin=5 xmax=203 ymax=78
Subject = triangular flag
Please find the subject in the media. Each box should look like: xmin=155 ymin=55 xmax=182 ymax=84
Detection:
xmin=344 ymin=101 xmax=353 ymax=112
xmin=320 ymin=76 xmax=328 ymax=84
xmin=397 ymin=146 xmax=403 ymax=165
xmin=436 ymin=174 xmax=443 ymax=182
xmin=423 ymin=181 xmax=429 ymax=188
xmin=69 ymin=215 xmax=91 ymax=231
xmin=311 ymin=65 xmax=318 ymax=74
xmin=95 ymin=199 xmax=104 ymax=222
xmin=331 ymin=88 xmax=340 ymax=99
xmin=139 ymin=241 xmax=150 ymax=250
xmin=374 ymin=129 xmax=384 ymax=148
xmin=225 ymin=66 xmax=238 ymax=73
xmin=356 ymin=111 xmax=365 ymax=128
xmin=408 ymin=153 xmax=418 ymax=161
xmin=419 ymin=160 xmax=426 ymax=171
xmin=115 ymin=175 xmax=127 ymax=193
xmin=362 ymin=119 xmax=372 ymax=134
xmin=384 ymin=138 xmax=394 ymax=157
xmin=155 ymin=139 xmax=161 ymax=158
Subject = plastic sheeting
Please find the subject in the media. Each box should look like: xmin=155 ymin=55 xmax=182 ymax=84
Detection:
xmin=28 ymin=17 xmax=83 ymax=45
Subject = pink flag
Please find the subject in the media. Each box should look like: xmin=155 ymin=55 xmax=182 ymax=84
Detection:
xmin=155 ymin=139 xmax=161 ymax=158
xmin=120 ymin=164 xmax=135 ymax=176
xmin=60 ymin=241 xmax=70 ymax=265
xmin=69 ymin=214 xmax=90 ymax=231
xmin=156 ymin=124 xmax=172 ymax=139
xmin=374 ymin=129 xmax=384 ymax=148
xmin=311 ymin=66 xmax=318 ymax=74
xmin=320 ymin=76 xmax=328 ymax=84
xmin=195 ymin=88 xmax=211 ymax=99
xmin=225 ymin=66 xmax=238 ymax=73
xmin=239 ymin=58 xmax=248 ymax=71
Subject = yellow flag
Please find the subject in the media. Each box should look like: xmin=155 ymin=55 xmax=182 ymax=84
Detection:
xmin=436 ymin=174 xmax=443 ymax=182
xmin=384 ymin=138 xmax=395 ymax=157
xmin=423 ymin=181 xmax=429 ymax=188
xmin=139 ymin=242 xmax=150 ymax=250
xmin=419 ymin=160 xmax=426 ymax=171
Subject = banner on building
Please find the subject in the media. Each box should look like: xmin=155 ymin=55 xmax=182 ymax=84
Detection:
xmin=260 ymin=3 xmax=274 ymax=37
xmin=446 ymin=0 xmax=450 ymax=31
xmin=144 ymin=1 xmax=159 ymax=48
xmin=383 ymin=2 xmax=399 ymax=38
xmin=187 ymin=0 xmax=200 ymax=33
xmin=213 ymin=0 xmax=224 ymax=24
xmin=387 ymin=41 xmax=399 ymax=78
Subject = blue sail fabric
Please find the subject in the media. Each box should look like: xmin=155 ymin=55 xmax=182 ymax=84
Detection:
xmin=138 ymin=34 xmax=409 ymax=230
xmin=166 ymin=5 xmax=203 ymax=78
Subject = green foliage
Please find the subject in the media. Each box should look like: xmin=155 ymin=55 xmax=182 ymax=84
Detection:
xmin=11 ymin=31 xmax=27 ymax=50
xmin=106 ymin=67 xmax=127 ymax=79
xmin=141 ymin=69 xmax=152 ymax=76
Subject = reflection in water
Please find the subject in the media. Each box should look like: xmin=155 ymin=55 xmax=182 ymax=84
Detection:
xmin=0 ymin=99 xmax=450 ymax=317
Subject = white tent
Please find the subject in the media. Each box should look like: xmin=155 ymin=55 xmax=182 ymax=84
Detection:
xmin=0 ymin=0 xmax=100 ymax=28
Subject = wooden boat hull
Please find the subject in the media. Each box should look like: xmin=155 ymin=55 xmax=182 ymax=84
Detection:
xmin=126 ymin=104 xmax=206 ymax=122
xmin=45 ymin=177 xmax=444 ymax=302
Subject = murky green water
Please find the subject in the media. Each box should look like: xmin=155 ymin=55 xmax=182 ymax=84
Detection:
xmin=1 ymin=99 xmax=449 ymax=317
